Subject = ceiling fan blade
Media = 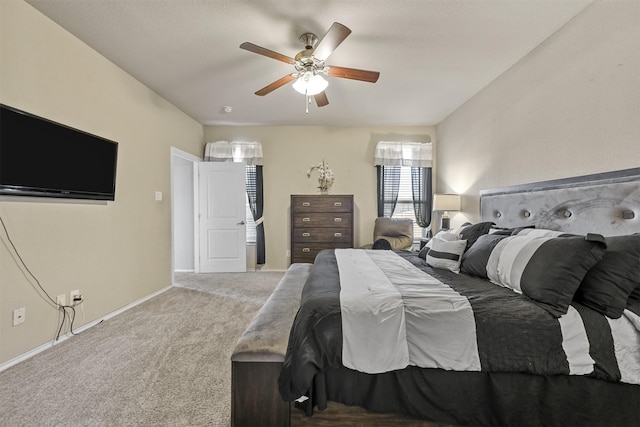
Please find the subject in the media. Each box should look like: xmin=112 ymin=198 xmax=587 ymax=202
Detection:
xmin=326 ymin=65 xmax=380 ymax=83
xmin=314 ymin=91 xmax=329 ymax=107
xmin=255 ymin=74 xmax=296 ymax=96
xmin=313 ymin=22 xmax=352 ymax=61
xmin=240 ymin=42 xmax=295 ymax=64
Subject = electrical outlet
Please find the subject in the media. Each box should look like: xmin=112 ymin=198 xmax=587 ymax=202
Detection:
xmin=70 ymin=289 xmax=82 ymax=305
xmin=13 ymin=307 xmax=26 ymax=326
xmin=57 ymin=294 xmax=66 ymax=306
xmin=286 ymin=249 xmax=291 ymax=257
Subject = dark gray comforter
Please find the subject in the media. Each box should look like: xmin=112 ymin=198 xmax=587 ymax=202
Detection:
xmin=278 ymin=249 xmax=627 ymax=401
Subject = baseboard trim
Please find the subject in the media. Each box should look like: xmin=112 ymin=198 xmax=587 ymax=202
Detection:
xmin=0 ymin=285 xmax=172 ymax=373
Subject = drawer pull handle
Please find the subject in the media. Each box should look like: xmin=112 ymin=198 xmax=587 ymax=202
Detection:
xmin=334 ymin=218 xmax=342 ymax=222
xmin=302 ymin=248 xmax=311 ymax=253
xmin=302 ymin=202 xmax=311 ymax=207
xmin=334 ymin=233 xmax=342 ymax=237
xmin=334 ymin=202 xmax=342 ymax=207
xmin=302 ymin=217 xmax=311 ymax=222
xmin=302 ymin=232 xmax=311 ymax=237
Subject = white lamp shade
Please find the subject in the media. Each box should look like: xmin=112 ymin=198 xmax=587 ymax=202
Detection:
xmin=433 ymin=194 xmax=461 ymax=212
xmin=292 ymin=73 xmax=328 ymax=96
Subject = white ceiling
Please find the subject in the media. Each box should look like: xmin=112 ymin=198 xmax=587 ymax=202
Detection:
xmin=25 ymin=0 xmax=592 ymax=126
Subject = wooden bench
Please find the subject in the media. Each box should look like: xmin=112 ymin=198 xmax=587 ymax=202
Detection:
xmin=231 ymin=263 xmax=312 ymax=427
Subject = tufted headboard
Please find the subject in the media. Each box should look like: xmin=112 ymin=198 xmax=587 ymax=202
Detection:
xmin=480 ymin=168 xmax=640 ymax=237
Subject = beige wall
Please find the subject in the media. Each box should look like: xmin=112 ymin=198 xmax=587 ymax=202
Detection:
xmin=436 ymin=0 xmax=640 ymax=229
xmin=5 ymin=0 xmax=635 ymax=366
xmin=203 ymin=126 xmax=435 ymax=270
xmin=0 ymin=1 xmax=203 ymax=364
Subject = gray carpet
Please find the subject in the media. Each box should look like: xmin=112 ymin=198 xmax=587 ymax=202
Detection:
xmin=0 ymin=271 xmax=284 ymax=427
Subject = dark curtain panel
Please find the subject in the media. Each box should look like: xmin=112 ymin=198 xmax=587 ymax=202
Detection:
xmin=246 ymin=165 xmax=265 ymax=264
xmin=376 ymin=165 xmax=401 ymax=217
xmin=255 ymin=166 xmax=265 ymax=264
xmin=411 ymin=167 xmax=433 ymax=228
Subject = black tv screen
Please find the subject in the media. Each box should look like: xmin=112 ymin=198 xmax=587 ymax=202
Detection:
xmin=0 ymin=104 xmax=118 ymax=201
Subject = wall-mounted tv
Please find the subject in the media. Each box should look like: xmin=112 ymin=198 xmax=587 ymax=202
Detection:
xmin=0 ymin=104 xmax=118 ymax=201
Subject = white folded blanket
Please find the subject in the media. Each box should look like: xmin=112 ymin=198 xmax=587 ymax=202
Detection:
xmin=336 ymin=249 xmax=481 ymax=374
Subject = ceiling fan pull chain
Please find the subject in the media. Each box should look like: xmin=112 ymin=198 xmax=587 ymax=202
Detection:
xmin=306 ymin=93 xmax=310 ymax=114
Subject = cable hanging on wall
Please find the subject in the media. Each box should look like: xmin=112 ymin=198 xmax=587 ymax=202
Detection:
xmin=0 ymin=214 xmax=81 ymax=341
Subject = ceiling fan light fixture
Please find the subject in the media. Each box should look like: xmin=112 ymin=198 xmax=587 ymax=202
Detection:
xmin=292 ymin=73 xmax=328 ymax=96
xmin=240 ymin=22 xmax=379 ymax=108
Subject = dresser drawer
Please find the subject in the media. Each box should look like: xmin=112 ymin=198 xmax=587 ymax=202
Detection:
xmin=292 ymin=227 xmax=352 ymax=243
xmin=292 ymin=212 xmax=352 ymax=229
xmin=291 ymin=195 xmax=353 ymax=213
xmin=290 ymin=194 xmax=354 ymax=265
xmin=291 ymin=243 xmax=352 ymax=263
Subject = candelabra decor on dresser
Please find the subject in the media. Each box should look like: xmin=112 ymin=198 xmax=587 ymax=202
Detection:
xmin=306 ymin=159 xmax=334 ymax=194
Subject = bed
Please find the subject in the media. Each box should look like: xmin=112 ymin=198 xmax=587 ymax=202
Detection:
xmin=276 ymin=168 xmax=640 ymax=427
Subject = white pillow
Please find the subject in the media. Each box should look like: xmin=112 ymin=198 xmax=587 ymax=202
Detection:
xmin=449 ymin=225 xmax=467 ymax=237
xmin=426 ymin=230 xmax=460 ymax=249
xmin=425 ymin=237 xmax=468 ymax=273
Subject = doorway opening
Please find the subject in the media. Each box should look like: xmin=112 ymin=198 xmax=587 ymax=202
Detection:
xmin=170 ymin=147 xmax=200 ymax=285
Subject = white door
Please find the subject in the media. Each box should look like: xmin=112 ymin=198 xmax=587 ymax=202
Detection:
xmin=198 ymin=162 xmax=246 ymax=272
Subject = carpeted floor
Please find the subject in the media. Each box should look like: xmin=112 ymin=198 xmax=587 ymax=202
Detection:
xmin=173 ymin=271 xmax=285 ymax=304
xmin=0 ymin=271 xmax=284 ymax=427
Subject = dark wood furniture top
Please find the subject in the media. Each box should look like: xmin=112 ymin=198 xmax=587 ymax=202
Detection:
xmin=290 ymin=194 xmax=354 ymax=264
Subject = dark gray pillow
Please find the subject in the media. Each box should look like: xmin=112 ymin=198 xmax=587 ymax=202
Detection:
xmin=460 ymin=233 xmax=509 ymax=278
xmin=628 ymin=235 xmax=640 ymax=304
xmin=418 ymin=244 xmax=428 ymax=260
xmin=574 ymin=234 xmax=640 ymax=318
xmin=372 ymin=238 xmax=392 ymax=250
xmin=489 ymin=225 xmax=536 ymax=236
xmin=459 ymin=222 xmax=494 ymax=251
xmin=626 ymin=297 xmax=640 ymax=317
xmin=520 ymin=234 xmax=607 ymax=317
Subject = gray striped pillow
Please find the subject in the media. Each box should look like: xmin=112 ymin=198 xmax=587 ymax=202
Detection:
xmin=425 ymin=237 xmax=468 ymax=273
xmin=486 ymin=233 xmax=606 ymax=317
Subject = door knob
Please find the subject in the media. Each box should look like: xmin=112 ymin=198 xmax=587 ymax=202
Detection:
xmin=237 ymin=220 xmax=246 ymax=225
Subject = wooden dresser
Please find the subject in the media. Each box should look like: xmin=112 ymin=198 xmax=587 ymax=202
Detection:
xmin=290 ymin=194 xmax=354 ymax=264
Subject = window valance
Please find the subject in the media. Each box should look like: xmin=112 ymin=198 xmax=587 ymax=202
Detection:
xmin=204 ymin=141 xmax=263 ymax=165
xmin=374 ymin=140 xmax=432 ymax=168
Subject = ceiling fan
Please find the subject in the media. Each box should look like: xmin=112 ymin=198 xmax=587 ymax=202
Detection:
xmin=240 ymin=22 xmax=380 ymax=112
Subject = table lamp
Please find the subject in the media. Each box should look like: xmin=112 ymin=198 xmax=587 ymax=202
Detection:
xmin=433 ymin=194 xmax=461 ymax=230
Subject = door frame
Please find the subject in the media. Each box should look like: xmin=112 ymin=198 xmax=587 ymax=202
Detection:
xmin=170 ymin=147 xmax=201 ymax=285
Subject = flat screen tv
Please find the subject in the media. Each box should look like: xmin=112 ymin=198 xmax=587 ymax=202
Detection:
xmin=0 ymin=104 xmax=118 ymax=201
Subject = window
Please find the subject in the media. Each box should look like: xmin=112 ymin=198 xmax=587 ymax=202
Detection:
xmin=391 ymin=166 xmax=424 ymax=241
xmin=245 ymin=166 xmax=257 ymax=243
xmin=245 ymin=193 xmax=256 ymax=243
xmin=374 ymin=140 xmax=433 ymax=244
